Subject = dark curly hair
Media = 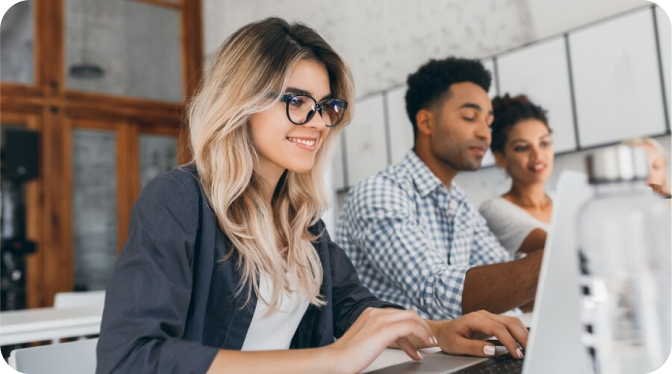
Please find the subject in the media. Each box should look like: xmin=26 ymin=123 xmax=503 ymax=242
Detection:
xmin=405 ymin=57 xmax=491 ymax=139
xmin=490 ymin=94 xmax=550 ymax=154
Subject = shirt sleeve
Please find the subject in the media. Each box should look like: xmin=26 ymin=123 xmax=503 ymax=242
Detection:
xmin=96 ymin=174 xmax=219 ymax=374
xmin=322 ymin=225 xmax=405 ymax=339
xmin=344 ymin=177 xmax=472 ymax=320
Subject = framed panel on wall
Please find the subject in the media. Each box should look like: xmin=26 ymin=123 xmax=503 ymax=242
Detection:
xmin=481 ymin=58 xmax=498 ymax=98
xmin=497 ymin=37 xmax=577 ymax=153
xmin=655 ymin=5 xmax=671 ymax=125
xmin=480 ymin=58 xmax=498 ymax=167
xmin=344 ymin=93 xmax=388 ymax=187
xmin=331 ymin=132 xmax=346 ymax=191
xmin=385 ymin=85 xmax=414 ymax=165
xmin=570 ymin=8 xmax=666 ymax=148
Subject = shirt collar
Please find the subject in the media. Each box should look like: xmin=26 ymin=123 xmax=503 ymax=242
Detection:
xmin=401 ymin=150 xmax=469 ymax=202
xmin=402 ymin=150 xmax=445 ymax=198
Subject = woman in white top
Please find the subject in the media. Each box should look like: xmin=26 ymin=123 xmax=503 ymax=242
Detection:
xmin=479 ymin=94 xmax=554 ymax=259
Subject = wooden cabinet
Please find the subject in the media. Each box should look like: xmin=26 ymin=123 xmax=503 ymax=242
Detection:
xmin=0 ymin=0 xmax=202 ymax=307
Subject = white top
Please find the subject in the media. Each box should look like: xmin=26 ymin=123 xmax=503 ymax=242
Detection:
xmin=479 ymin=197 xmax=552 ymax=257
xmin=241 ymin=274 xmax=310 ymax=351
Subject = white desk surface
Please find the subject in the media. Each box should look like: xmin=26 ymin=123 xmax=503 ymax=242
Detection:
xmin=363 ymin=312 xmax=533 ymax=373
xmin=0 ymin=305 xmax=103 ymax=346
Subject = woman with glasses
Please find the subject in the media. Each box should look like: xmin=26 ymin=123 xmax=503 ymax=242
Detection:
xmin=96 ymin=18 xmax=527 ymax=374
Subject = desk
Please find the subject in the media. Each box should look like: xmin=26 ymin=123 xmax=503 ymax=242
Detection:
xmin=0 ymin=305 xmax=103 ymax=345
xmin=363 ymin=312 xmax=533 ymax=373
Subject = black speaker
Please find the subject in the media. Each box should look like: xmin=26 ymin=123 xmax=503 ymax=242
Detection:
xmin=1 ymin=127 xmax=39 ymax=181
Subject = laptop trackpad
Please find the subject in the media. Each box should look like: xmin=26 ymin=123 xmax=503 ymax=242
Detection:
xmin=366 ymin=352 xmax=490 ymax=373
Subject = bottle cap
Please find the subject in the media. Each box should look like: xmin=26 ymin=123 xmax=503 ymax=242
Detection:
xmin=586 ymin=145 xmax=649 ymax=184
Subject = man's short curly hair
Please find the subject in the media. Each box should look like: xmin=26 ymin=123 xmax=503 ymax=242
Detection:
xmin=405 ymin=57 xmax=491 ymax=139
xmin=490 ymin=94 xmax=550 ymax=154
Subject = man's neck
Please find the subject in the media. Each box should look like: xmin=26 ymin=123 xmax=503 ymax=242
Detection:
xmin=413 ymin=147 xmax=459 ymax=189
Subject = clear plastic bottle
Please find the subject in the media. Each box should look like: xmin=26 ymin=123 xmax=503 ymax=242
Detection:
xmin=578 ymin=145 xmax=671 ymax=374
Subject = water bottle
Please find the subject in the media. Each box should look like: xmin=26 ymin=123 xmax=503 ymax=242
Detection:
xmin=578 ymin=145 xmax=671 ymax=374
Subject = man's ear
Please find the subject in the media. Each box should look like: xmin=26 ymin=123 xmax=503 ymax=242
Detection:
xmin=415 ymin=109 xmax=434 ymax=136
xmin=494 ymin=151 xmax=508 ymax=169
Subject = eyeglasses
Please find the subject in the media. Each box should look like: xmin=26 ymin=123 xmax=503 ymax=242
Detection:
xmin=279 ymin=94 xmax=348 ymax=127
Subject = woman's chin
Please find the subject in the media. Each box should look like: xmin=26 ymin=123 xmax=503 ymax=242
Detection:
xmin=285 ymin=161 xmax=315 ymax=174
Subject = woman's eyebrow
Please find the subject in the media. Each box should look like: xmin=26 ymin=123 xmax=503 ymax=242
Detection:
xmin=285 ymin=86 xmax=311 ymax=96
xmin=510 ymin=139 xmax=529 ymax=145
xmin=285 ymin=86 xmax=332 ymax=101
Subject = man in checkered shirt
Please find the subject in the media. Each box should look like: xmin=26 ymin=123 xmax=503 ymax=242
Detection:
xmin=336 ymin=57 xmax=544 ymax=320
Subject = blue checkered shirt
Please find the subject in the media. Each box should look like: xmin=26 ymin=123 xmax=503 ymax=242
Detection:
xmin=336 ymin=150 xmax=510 ymax=320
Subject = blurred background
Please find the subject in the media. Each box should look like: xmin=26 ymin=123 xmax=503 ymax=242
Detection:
xmin=0 ymin=0 xmax=670 ymax=314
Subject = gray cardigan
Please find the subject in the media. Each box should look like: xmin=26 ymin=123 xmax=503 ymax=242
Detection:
xmin=96 ymin=166 xmax=401 ymax=374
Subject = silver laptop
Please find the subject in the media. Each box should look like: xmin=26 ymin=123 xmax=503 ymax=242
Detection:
xmin=370 ymin=171 xmax=593 ymax=374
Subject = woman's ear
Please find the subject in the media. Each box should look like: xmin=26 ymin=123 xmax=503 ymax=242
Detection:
xmin=494 ymin=151 xmax=508 ymax=169
xmin=415 ymin=109 xmax=434 ymax=136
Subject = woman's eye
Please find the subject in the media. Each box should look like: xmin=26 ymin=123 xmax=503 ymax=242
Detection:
xmin=463 ymin=117 xmax=476 ymax=122
xmin=289 ymin=97 xmax=304 ymax=107
xmin=514 ymin=146 xmax=528 ymax=152
xmin=540 ymin=141 xmax=552 ymax=148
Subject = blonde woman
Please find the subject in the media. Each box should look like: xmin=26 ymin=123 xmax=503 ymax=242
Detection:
xmin=623 ymin=137 xmax=670 ymax=196
xmin=96 ymin=18 xmax=527 ymax=374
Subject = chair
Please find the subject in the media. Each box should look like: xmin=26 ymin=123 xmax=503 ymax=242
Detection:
xmin=8 ymin=338 xmax=98 ymax=374
xmin=53 ymin=290 xmax=105 ymax=309
xmin=52 ymin=291 xmax=105 ymax=343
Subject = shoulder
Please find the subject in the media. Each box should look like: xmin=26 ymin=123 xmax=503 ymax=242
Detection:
xmin=141 ymin=165 xmax=202 ymax=199
xmin=347 ymin=165 xmax=415 ymax=206
xmin=478 ymin=197 xmax=506 ymax=215
xmin=135 ymin=165 xmax=206 ymax=222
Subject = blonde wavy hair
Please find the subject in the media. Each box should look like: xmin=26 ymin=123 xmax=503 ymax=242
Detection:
xmin=186 ymin=18 xmax=354 ymax=312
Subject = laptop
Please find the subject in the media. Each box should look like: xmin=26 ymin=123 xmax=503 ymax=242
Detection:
xmin=369 ymin=171 xmax=593 ymax=374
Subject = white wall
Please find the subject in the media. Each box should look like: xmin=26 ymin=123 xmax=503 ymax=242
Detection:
xmin=203 ymin=0 xmax=534 ymax=97
xmin=525 ymin=0 xmax=647 ymax=40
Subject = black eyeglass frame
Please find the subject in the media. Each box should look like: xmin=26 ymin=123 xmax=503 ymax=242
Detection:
xmin=279 ymin=94 xmax=348 ymax=128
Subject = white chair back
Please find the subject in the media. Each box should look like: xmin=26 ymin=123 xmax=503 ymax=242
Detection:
xmin=53 ymin=290 xmax=105 ymax=309
xmin=8 ymin=338 xmax=98 ymax=374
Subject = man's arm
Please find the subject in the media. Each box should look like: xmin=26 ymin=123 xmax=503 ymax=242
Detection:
xmin=462 ymin=249 xmax=543 ymax=314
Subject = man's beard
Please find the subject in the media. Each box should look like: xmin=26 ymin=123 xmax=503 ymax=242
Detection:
xmin=440 ymin=144 xmax=484 ymax=172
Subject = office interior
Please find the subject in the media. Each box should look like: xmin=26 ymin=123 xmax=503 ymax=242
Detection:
xmin=0 ymin=0 xmax=670 ymax=368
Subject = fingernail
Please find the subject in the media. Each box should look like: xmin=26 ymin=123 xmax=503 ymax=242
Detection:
xmin=417 ymin=350 xmax=423 ymax=359
xmin=431 ymin=336 xmax=438 ymax=345
xmin=483 ymin=345 xmax=496 ymax=356
xmin=516 ymin=348 xmax=524 ymax=359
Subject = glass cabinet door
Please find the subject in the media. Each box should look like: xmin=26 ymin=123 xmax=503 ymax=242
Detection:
xmin=64 ymin=0 xmax=182 ymax=102
xmin=1 ymin=1 xmax=34 ymax=84
xmin=72 ymin=128 xmax=117 ymax=291
xmin=139 ymin=133 xmax=177 ymax=188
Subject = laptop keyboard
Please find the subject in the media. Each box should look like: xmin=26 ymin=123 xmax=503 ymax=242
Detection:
xmin=455 ymin=354 xmax=524 ymax=374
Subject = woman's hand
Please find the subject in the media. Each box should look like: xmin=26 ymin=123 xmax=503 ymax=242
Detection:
xmin=434 ymin=310 xmax=528 ymax=359
xmin=323 ymin=307 xmax=438 ymax=374
xmin=650 ymin=183 xmax=671 ymax=198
